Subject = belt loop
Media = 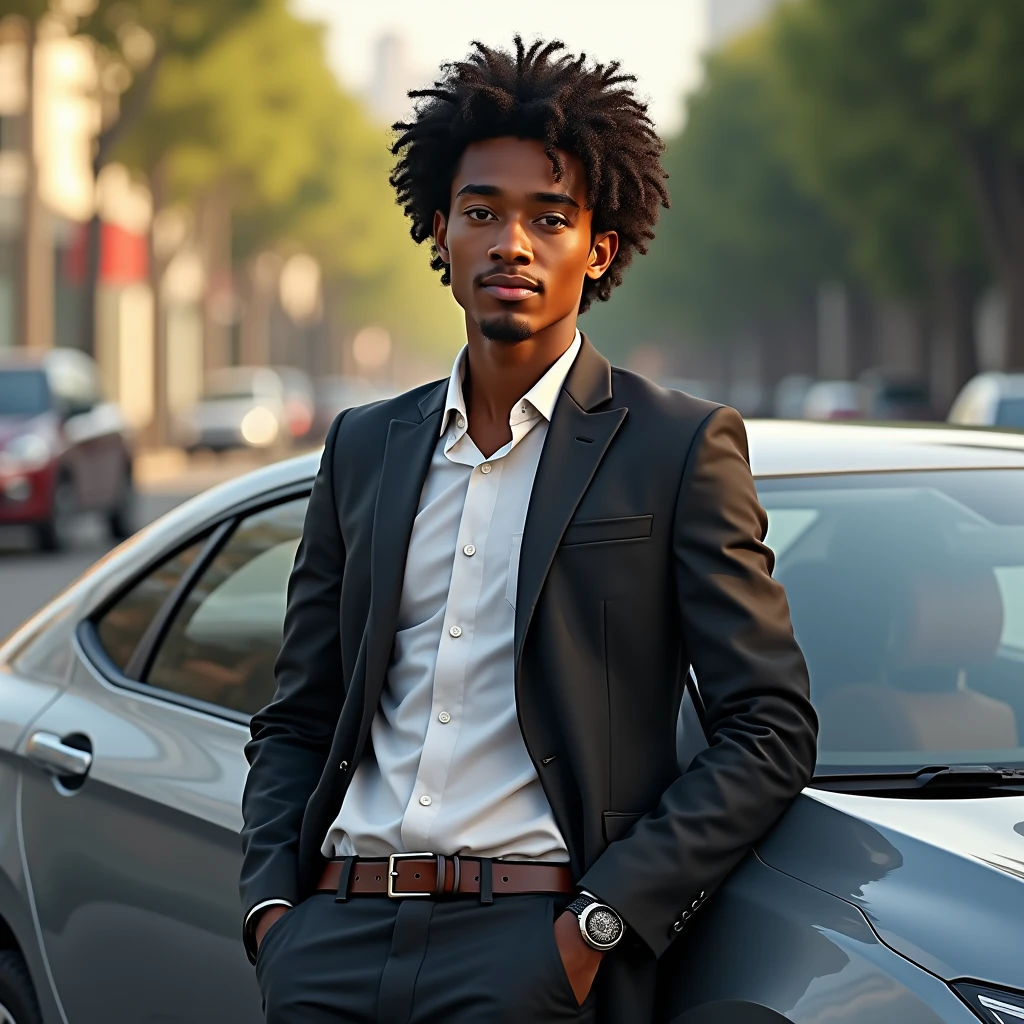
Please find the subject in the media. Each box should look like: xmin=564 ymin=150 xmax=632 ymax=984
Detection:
xmin=478 ymin=858 xmax=493 ymax=905
xmin=434 ymin=854 xmax=446 ymax=896
xmin=334 ymin=856 xmax=354 ymax=903
xmin=452 ymin=854 xmax=461 ymax=894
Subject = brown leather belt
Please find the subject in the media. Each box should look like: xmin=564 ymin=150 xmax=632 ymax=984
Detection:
xmin=316 ymin=854 xmax=574 ymax=900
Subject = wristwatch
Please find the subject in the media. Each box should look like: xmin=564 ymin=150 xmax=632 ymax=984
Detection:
xmin=566 ymin=891 xmax=625 ymax=951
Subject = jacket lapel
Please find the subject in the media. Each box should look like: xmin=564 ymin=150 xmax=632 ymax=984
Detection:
xmin=514 ymin=337 xmax=626 ymax=667
xmin=360 ymin=381 xmax=446 ymax=736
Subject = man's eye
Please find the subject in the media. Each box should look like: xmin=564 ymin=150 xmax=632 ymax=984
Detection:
xmin=540 ymin=215 xmax=567 ymax=228
xmin=467 ymin=209 xmax=493 ymax=221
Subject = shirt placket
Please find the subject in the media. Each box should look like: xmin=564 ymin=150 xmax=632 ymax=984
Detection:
xmin=401 ymin=451 xmax=504 ymax=850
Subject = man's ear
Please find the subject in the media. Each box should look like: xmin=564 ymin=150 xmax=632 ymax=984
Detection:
xmin=433 ymin=210 xmax=450 ymax=264
xmin=585 ymin=230 xmax=619 ymax=280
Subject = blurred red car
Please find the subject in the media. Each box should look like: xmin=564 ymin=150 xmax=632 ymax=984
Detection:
xmin=0 ymin=348 xmax=134 ymax=551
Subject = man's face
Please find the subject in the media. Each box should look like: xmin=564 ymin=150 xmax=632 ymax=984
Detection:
xmin=434 ymin=137 xmax=617 ymax=343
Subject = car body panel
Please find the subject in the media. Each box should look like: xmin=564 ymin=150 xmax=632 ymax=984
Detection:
xmin=658 ymin=852 xmax=977 ymax=1024
xmin=15 ymin=650 xmax=262 ymax=1023
xmin=4 ymin=420 xmax=1024 ymax=1021
xmin=757 ymin=791 xmax=1024 ymax=990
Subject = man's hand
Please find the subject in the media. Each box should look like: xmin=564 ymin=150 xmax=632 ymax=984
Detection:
xmin=553 ymin=910 xmax=604 ymax=1006
xmin=254 ymin=904 xmax=289 ymax=950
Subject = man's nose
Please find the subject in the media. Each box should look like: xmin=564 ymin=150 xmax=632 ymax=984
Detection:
xmin=488 ymin=217 xmax=533 ymax=264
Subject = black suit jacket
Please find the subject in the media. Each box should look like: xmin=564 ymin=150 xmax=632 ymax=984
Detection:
xmin=240 ymin=337 xmax=817 ymax=1021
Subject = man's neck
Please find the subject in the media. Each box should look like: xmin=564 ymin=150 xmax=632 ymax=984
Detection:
xmin=461 ymin=316 xmax=578 ymax=457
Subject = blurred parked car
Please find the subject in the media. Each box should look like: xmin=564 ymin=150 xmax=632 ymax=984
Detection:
xmin=0 ymin=348 xmax=134 ymax=551
xmin=272 ymin=366 xmax=316 ymax=443
xmin=773 ymin=374 xmax=814 ymax=419
xmin=859 ymin=370 xmax=934 ymax=420
xmin=948 ymin=372 xmax=1024 ymax=429
xmin=802 ymin=379 xmax=862 ymax=420
xmin=311 ymin=375 xmax=398 ymax=441
xmin=173 ymin=367 xmax=290 ymax=454
xmin=1 ymin=421 xmax=1023 ymax=1022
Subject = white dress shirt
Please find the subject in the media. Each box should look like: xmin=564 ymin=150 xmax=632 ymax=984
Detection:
xmin=321 ymin=333 xmax=581 ymax=862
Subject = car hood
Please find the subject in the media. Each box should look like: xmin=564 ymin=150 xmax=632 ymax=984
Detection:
xmin=757 ymin=789 xmax=1024 ymax=989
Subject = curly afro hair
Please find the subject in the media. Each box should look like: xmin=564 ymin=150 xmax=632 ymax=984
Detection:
xmin=389 ymin=36 xmax=669 ymax=313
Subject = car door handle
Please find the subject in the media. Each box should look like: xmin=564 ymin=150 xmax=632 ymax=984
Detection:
xmin=26 ymin=732 xmax=93 ymax=777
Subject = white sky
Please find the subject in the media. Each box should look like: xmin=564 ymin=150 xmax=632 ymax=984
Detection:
xmin=291 ymin=0 xmax=708 ymax=136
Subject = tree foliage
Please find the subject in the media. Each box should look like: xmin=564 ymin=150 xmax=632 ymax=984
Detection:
xmin=115 ymin=0 xmax=459 ymax=354
xmin=585 ymin=37 xmax=844 ymax=354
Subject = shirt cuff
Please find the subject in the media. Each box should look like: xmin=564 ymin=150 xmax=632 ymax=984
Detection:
xmin=244 ymin=899 xmax=294 ymax=937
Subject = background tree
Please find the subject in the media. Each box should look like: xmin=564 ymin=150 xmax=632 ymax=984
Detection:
xmin=585 ymin=37 xmax=846 ymax=393
xmin=770 ymin=0 xmax=988 ymax=400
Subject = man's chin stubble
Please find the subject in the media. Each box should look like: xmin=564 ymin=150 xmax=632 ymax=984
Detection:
xmin=478 ymin=313 xmax=534 ymax=343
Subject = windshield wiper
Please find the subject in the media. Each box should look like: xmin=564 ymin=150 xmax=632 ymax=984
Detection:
xmin=811 ymin=764 xmax=1024 ymax=795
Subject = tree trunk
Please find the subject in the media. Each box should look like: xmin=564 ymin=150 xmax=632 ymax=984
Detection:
xmin=960 ymin=137 xmax=1024 ymax=369
xmin=18 ymin=18 xmax=52 ymax=352
xmin=1006 ymin=267 xmax=1024 ymax=372
xmin=80 ymin=49 xmax=164 ymax=358
xmin=928 ymin=266 xmax=978 ymax=415
xmin=145 ymin=161 xmax=168 ymax=448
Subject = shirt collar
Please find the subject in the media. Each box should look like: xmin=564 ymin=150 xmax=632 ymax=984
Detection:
xmin=440 ymin=329 xmax=581 ymax=438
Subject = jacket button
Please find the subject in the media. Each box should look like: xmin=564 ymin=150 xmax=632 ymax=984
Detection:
xmin=672 ymin=920 xmax=684 ymax=933
xmin=691 ymin=899 xmax=700 ymax=910
xmin=339 ymin=760 xmax=349 ymax=771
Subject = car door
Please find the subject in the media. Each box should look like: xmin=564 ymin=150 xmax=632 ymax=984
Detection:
xmin=16 ymin=494 xmax=308 ymax=1024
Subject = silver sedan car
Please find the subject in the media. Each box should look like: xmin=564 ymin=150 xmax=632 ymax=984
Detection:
xmin=1 ymin=421 xmax=1023 ymax=1024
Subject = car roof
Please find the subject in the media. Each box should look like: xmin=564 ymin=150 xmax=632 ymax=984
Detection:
xmin=34 ymin=418 xmax=1024 ymax=620
xmin=184 ymin=420 xmax=1024 ymax=522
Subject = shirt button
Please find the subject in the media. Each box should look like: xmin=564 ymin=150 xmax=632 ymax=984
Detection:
xmin=480 ymin=463 xmax=492 ymax=474
xmin=419 ymin=794 xmax=432 ymax=806
xmin=438 ymin=711 xmax=452 ymax=724
xmin=457 ymin=416 xmax=465 ymax=429
xmin=449 ymin=625 xmax=463 ymax=638
xmin=463 ymin=543 xmax=476 ymax=557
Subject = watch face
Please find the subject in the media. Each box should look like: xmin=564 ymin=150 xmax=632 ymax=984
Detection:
xmin=585 ymin=906 xmax=623 ymax=948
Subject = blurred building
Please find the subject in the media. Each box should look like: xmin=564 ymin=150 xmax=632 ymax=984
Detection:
xmin=706 ymin=0 xmax=784 ymax=46
xmin=0 ymin=17 xmax=157 ymax=433
xmin=365 ymin=32 xmax=422 ymax=126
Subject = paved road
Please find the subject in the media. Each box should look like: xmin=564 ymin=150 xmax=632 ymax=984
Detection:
xmin=0 ymin=492 xmax=189 ymax=640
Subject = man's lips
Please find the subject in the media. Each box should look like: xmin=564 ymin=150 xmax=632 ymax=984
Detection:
xmin=479 ymin=275 xmax=541 ymax=302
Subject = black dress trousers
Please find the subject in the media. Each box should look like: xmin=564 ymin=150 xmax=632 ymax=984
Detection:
xmin=255 ymin=893 xmax=598 ymax=1023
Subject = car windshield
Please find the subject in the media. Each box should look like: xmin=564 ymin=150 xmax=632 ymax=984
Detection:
xmin=758 ymin=469 xmax=1024 ymax=777
xmin=995 ymin=398 xmax=1024 ymax=429
xmin=0 ymin=369 xmax=49 ymax=416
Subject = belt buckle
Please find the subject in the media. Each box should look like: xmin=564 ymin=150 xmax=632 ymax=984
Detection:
xmin=387 ymin=852 xmax=434 ymax=898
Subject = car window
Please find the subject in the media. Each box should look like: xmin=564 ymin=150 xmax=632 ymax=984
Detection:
xmin=995 ymin=397 xmax=1024 ymax=429
xmin=96 ymin=541 xmax=207 ymax=671
xmin=0 ymin=369 xmax=50 ymax=416
xmin=144 ymin=498 xmax=308 ymax=716
xmin=760 ymin=469 xmax=1024 ymax=774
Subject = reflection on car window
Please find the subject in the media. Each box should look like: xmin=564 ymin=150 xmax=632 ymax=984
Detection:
xmin=760 ymin=470 xmax=1024 ymax=773
xmin=96 ymin=541 xmax=206 ymax=671
xmin=145 ymin=498 xmax=308 ymax=716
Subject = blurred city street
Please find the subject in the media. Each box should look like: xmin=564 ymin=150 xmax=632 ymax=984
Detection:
xmin=0 ymin=447 xmax=276 ymax=638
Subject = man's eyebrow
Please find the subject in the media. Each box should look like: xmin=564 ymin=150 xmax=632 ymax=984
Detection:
xmin=456 ymin=184 xmax=501 ymax=198
xmin=531 ymin=191 xmax=580 ymax=210
xmin=454 ymin=184 xmax=581 ymax=210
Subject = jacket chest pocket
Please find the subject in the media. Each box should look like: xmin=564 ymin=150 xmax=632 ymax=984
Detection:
xmin=561 ymin=515 xmax=653 ymax=547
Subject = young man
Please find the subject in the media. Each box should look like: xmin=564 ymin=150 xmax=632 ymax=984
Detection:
xmin=240 ymin=37 xmax=817 ymax=1024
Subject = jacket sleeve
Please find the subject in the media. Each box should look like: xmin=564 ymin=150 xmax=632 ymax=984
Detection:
xmin=239 ymin=410 xmax=348 ymax=957
xmin=579 ymin=405 xmax=818 ymax=957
